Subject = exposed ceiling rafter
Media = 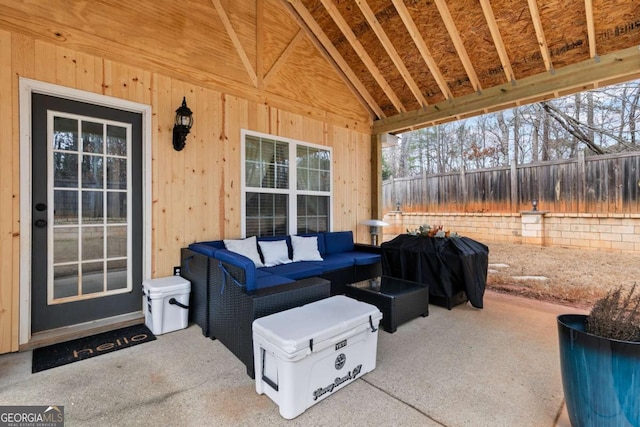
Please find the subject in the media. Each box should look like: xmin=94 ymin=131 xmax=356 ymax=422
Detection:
xmin=479 ymin=0 xmax=515 ymax=83
xmin=585 ymin=0 xmax=597 ymax=59
xmin=354 ymin=0 xmax=428 ymax=107
xmin=434 ymin=0 xmax=482 ymax=92
xmin=527 ymin=0 xmax=553 ymax=72
xmin=390 ymin=0 xmax=452 ymax=100
xmin=320 ymin=0 xmax=406 ymax=113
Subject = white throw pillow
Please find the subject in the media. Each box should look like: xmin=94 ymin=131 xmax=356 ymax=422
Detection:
xmin=291 ymin=235 xmax=323 ymax=262
xmin=258 ymin=240 xmax=292 ymax=267
xmin=223 ymin=236 xmax=264 ymax=267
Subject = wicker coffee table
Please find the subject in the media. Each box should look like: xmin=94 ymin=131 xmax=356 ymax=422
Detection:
xmin=345 ymin=276 xmax=429 ymax=333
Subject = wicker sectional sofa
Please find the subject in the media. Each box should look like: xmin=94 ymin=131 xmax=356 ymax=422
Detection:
xmin=180 ymin=231 xmax=381 ymax=378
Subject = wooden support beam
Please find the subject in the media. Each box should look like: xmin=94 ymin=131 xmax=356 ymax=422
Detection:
xmin=527 ymin=0 xmax=553 ymax=72
xmin=479 ymin=0 xmax=515 ymax=83
xmin=390 ymin=0 xmax=452 ymax=100
xmin=373 ymin=46 xmax=640 ymax=134
xmin=320 ymin=0 xmax=406 ymax=113
xmin=256 ymin=0 xmax=264 ymax=89
xmin=585 ymin=0 xmax=597 ymax=59
xmin=354 ymin=0 xmax=428 ymax=107
xmin=434 ymin=0 xmax=482 ymax=92
xmin=263 ymin=30 xmax=305 ymax=87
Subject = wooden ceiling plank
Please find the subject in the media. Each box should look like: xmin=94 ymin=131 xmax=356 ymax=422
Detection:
xmin=263 ymin=30 xmax=305 ymax=87
xmin=373 ymin=46 xmax=640 ymax=134
xmin=433 ymin=0 xmax=482 ymax=92
xmin=390 ymin=0 xmax=452 ymax=100
xmin=320 ymin=0 xmax=406 ymax=113
xmin=211 ymin=0 xmax=258 ymax=87
xmin=354 ymin=0 xmax=429 ymax=107
xmin=282 ymin=0 xmax=384 ymax=118
xmin=584 ymin=0 xmax=597 ymax=58
xmin=478 ymin=0 xmax=515 ymax=83
xmin=526 ymin=0 xmax=553 ymax=72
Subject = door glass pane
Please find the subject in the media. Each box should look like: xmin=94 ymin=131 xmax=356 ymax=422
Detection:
xmin=53 ymin=228 xmax=78 ymax=263
xmin=53 ymin=152 xmax=78 ymax=188
xmin=82 ymin=226 xmax=104 ymax=261
xmin=106 ymin=125 xmax=127 ymax=156
xmin=107 ymin=226 xmax=127 ymax=257
xmin=107 ymin=192 xmax=127 ymax=223
xmin=53 ymin=264 xmax=79 ymax=299
xmin=53 ymin=117 xmax=78 ymax=151
xmin=107 ymin=158 xmax=127 ymax=189
xmin=82 ymin=191 xmax=103 ymax=223
xmin=53 ymin=190 xmax=78 ymax=225
xmin=107 ymin=260 xmax=127 ymax=290
xmin=81 ymin=155 xmax=104 ymax=188
xmin=82 ymin=121 xmax=103 ymax=154
xmin=82 ymin=262 xmax=104 ymax=294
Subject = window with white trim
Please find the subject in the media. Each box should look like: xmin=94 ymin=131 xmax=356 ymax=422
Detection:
xmin=242 ymin=130 xmax=332 ymax=237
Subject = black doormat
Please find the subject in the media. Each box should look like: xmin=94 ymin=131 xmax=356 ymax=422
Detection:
xmin=32 ymin=324 xmax=156 ymax=373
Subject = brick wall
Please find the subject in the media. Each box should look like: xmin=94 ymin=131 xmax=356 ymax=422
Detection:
xmin=382 ymin=211 xmax=640 ymax=253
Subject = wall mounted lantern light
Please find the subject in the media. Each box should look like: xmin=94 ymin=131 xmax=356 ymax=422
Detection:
xmin=532 ymin=198 xmax=538 ymax=211
xmin=173 ymin=97 xmax=193 ymax=151
xmin=362 ymin=219 xmax=389 ymax=246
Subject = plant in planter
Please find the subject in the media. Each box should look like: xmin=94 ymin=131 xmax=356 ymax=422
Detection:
xmin=557 ymin=284 xmax=640 ymax=427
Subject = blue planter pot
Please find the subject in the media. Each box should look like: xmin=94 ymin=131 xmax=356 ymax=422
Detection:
xmin=557 ymin=314 xmax=640 ymax=426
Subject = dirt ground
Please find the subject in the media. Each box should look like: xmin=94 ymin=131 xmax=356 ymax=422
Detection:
xmin=486 ymin=242 xmax=640 ymax=309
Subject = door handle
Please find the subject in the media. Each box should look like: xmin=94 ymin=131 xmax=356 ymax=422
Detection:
xmin=34 ymin=219 xmax=47 ymax=228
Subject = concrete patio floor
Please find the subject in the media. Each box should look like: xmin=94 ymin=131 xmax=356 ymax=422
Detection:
xmin=0 ymin=290 xmax=578 ymax=426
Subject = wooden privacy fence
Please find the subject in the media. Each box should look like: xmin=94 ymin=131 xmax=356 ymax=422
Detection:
xmin=383 ymin=151 xmax=640 ymax=214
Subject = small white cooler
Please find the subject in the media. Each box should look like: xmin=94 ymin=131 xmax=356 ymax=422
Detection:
xmin=252 ymin=295 xmax=383 ymax=419
xmin=142 ymin=276 xmax=191 ymax=335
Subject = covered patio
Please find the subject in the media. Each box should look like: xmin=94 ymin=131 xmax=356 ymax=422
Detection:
xmin=0 ymin=291 xmax=579 ymax=426
xmin=0 ymin=1 xmax=638 ymax=424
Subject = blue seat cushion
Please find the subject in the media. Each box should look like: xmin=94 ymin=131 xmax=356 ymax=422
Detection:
xmin=259 ymin=262 xmax=324 ymax=280
xmin=342 ymin=251 xmax=381 ymax=266
xmin=253 ymin=273 xmax=295 ymax=291
xmin=189 ymin=241 xmax=224 ymax=257
xmin=325 ymin=231 xmax=354 ymax=254
xmin=312 ymin=254 xmax=354 ymax=272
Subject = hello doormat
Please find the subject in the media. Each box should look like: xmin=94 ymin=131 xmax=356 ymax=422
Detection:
xmin=32 ymin=324 xmax=156 ymax=373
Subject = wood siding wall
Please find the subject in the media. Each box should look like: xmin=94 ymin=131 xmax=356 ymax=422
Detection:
xmin=383 ymin=152 xmax=640 ymax=214
xmin=0 ymin=24 xmax=373 ymax=353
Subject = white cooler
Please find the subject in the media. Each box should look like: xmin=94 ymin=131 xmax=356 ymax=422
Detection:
xmin=252 ymin=295 xmax=382 ymax=419
xmin=142 ymin=276 xmax=191 ymax=335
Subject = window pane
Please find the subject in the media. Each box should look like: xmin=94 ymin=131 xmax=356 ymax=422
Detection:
xmin=107 ymin=225 xmax=127 ymax=257
xmin=54 ymin=228 xmax=78 ymax=263
xmin=82 ymin=191 xmax=104 ymax=223
xmin=54 ymin=190 xmax=78 ymax=225
xmin=82 ymin=121 xmax=103 ymax=154
xmin=82 ymin=155 xmax=104 ymax=188
xmin=107 ymin=260 xmax=127 ymax=291
xmin=54 ymin=264 xmax=79 ymax=299
xmin=82 ymin=261 xmax=104 ymax=294
xmin=53 ymin=117 xmax=78 ymax=151
xmin=83 ymin=226 xmax=104 ymax=261
xmin=107 ymin=158 xmax=127 ymax=190
xmin=107 ymin=125 xmax=127 ymax=156
xmin=245 ymin=135 xmax=260 ymax=162
xmin=54 ymin=152 xmax=78 ymax=188
xmin=245 ymin=161 xmax=262 ymax=188
xmin=107 ymin=192 xmax=127 ymax=223
xmin=297 ymin=195 xmax=329 ymax=233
